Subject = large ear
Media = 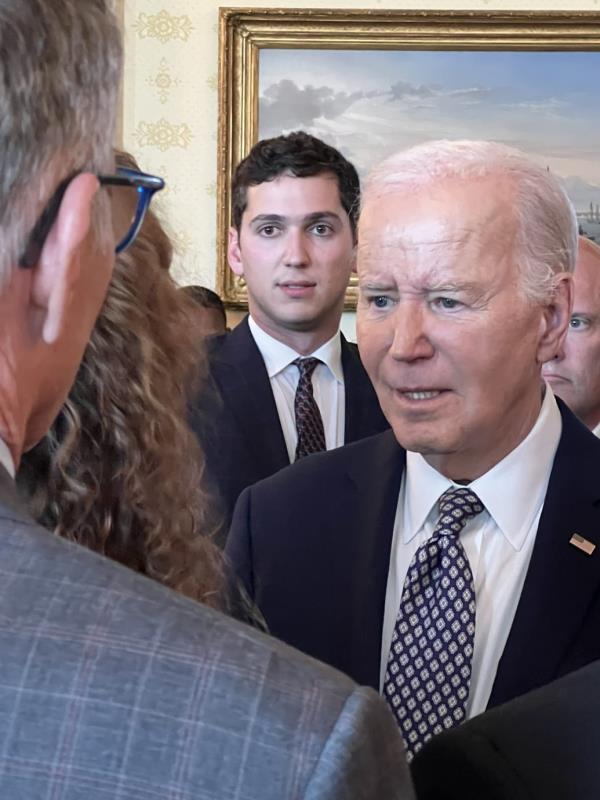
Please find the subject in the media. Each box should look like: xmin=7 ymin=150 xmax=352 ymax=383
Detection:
xmin=537 ymin=273 xmax=573 ymax=363
xmin=227 ymin=225 xmax=244 ymax=277
xmin=30 ymin=173 xmax=99 ymax=344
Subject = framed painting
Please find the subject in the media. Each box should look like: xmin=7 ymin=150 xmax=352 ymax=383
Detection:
xmin=217 ymin=9 xmax=600 ymax=308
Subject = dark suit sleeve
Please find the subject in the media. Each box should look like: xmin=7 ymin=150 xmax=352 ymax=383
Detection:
xmin=410 ymin=728 xmax=529 ymax=800
xmin=304 ymin=687 xmax=414 ymax=800
xmin=225 ymin=486 xmax=255 ymax=601
xmin=411 ymin=660 xmax=600 ymax=800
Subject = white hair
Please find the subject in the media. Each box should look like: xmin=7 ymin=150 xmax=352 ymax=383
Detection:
xmin=362 ymin=140 xmax=578 ymax=303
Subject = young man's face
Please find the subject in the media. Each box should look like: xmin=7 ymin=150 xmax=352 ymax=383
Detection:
xmin=228 ymin=172 xmax=355 ymax=341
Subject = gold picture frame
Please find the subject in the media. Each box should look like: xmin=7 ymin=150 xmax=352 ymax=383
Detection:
xmin=217 ymin=8 xmax=600 ymax=309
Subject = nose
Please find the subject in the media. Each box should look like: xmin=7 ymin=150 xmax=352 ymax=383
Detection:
xmin=282 ymin=229 xmax=309 ymax=268
xmin=389 ymin=303 xmax=435 ymax=362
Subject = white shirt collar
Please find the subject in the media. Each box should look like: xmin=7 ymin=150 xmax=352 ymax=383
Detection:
xmin=0 ymin=436 xmax=15 ymax=479
xmin=404 ymin=383 xmax=562 ymax=551
xmin=593 ymin=421 xmax=600 ymax=438
xmin=248 ymin=316 xmax=343 ymax=384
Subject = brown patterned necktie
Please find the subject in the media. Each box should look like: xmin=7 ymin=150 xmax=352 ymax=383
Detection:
xmin=293 ymin=357 xmax=326 ymax=460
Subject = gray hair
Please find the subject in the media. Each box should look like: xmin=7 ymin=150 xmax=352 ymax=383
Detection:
xmin=0 ymin=0 xmax=122 ymax=287
xmin=362 ymin=140 xmax=578 ymax=303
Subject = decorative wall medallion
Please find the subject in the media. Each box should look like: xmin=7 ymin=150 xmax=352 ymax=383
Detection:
xmin=148 ymin=59 xmax=181 ymax=104
xmin=172 ymin=229 xmax=193 ymax=257
xmin=155 ymin=165 xmax=177 ymax=199
xmin=134 ymin=119 xmax=193 ymax=152
xmin=134 ymin=10 xmax=193 ymax=44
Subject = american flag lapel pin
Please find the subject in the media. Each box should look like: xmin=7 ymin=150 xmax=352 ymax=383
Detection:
xmin=569 ymin=533 xmax=596 ymax=556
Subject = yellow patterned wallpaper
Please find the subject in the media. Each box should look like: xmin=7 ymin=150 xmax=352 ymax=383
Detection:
xmin=121 ymin=0 xmax=600 ymax=296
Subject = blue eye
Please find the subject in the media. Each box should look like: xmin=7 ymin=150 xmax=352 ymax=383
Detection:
xmin=372 ymin=296 xmax=390 ymax=309
xmin=433 ymin=297 xmax=461 ymax=311
xmin=569 ymin=316 xmax=588 ymax=331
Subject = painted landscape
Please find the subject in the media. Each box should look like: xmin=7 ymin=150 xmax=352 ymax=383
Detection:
xmin=259 ymin=49 xmax=600 ymax=238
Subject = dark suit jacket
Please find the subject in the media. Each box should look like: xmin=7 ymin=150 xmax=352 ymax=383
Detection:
xmin=227 ymin=399 xmax=600 ymax=711
xmin=411 ymin=660 xmax=600 ymax=800
xmin=0 ymin=464 xmax=414 ymax=799
xmin=192 ymin=316 xmax=388 ymax=541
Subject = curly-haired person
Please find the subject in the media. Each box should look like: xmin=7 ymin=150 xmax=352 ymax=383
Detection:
xmin=18 ymin=150 xmax=224 ymax=608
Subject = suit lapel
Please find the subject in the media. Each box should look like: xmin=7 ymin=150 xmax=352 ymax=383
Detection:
xmin=212 ymin=317 xmax=289 ymax=474
xmin=341 ymin=336 xmax=363 ymax=442
xmin=344 ymin=431 xmax=406 ymax=688
xmin=489 ymin=402 xmax=600 ymax=707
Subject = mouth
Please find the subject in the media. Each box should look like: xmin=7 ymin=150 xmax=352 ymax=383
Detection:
xmin=395 ymin=388 xmax=448 ymax=402
xmin=543 ymin=373 xmax=569 ymax=384
xmin=278 ymin=281 xmax=317 ymax=298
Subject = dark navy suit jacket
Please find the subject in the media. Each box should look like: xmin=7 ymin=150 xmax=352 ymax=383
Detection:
xmin=411 ymin=660 xmax=600 ymax=800
xmin=192 ymin=316 xmax=388 ymax=543
xmin=227 ymin=399 xmax=600 ymax=710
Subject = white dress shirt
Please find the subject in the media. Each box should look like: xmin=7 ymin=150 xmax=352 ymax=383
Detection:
xmin=593 ymin=421 xmax=600 ymax=438
xmin=380 ymin=385 xmax=562 ymax=717
xmin=0 ymin=436 xmax=15 ymax=479
xmin=248 ymin=316 xmax=345 ymax=463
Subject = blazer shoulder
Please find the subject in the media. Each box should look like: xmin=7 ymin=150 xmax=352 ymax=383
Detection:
xmin=248 ymin=429 xmax=400 ymax=495
xmin=412 ymin=661 xmax=600 ymax=800
xmin=0 ymin=505 xmax=352 ymax=693
xmin=0 ymin=509 xmax=414 ymax=798
xmin=304 ymin=685 xmax=414 ymax=800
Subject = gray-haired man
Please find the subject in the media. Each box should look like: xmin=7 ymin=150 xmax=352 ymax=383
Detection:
xmin=228 ymin=139 xmax=600 ymax=761
xmin=0 ymin=2 xmax=412 ymax=797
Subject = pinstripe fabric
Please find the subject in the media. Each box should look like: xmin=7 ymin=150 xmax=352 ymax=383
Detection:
xmin=0 ymin=468 xmax=413 ymax=800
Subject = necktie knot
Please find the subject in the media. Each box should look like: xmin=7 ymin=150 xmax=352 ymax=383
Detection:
xmin=293 ymin=356 xmax=321 ymax=380
xmin=436 ymin=487 xmax=484 ymax=537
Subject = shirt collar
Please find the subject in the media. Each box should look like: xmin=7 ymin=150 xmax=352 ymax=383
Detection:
xmin=0 ymin=436 xmax=15 ymax=479
xmin=403 ymin=384 xmax=562 ymax=551
xmin=593 ymin=421 xmax=600 ymax=439
xmin=248 ymin=316 xmax=343 ymax=383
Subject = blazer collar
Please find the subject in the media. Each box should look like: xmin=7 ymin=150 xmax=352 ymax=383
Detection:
xmin=212 ymin=317 xmax=289 ymax=472
xmin=489 ymin=398 xmax=600 ymax=707
xmin=344 ymin=430 xmax=406 ymax=688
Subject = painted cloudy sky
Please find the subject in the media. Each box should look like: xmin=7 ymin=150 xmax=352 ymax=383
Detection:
xmin=258 ymin=49 xmax=600 ymax=212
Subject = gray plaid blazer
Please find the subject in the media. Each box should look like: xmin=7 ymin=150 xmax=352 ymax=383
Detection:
xmin=0 ymin=466 xmax=413 ymax=799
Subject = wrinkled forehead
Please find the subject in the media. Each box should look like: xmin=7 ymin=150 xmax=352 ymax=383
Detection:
xmin=357 ymin=178 xmax=516 ymax=274
xmin=574 ymin=240 xmax=600 ymax=306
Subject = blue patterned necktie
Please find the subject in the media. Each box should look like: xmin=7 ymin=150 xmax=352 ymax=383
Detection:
xmin=383 ymin=486 xmax=484 ymax=760
xmin=293 ymin=357 xmax=326 ymax=460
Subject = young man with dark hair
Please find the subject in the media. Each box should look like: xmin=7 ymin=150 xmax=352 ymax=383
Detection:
xmin=194 ymin=131 xmax=387 ymax=539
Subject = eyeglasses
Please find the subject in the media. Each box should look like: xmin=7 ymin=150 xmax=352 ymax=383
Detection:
xmin=18 ymin=167 xmax=165 ymax=269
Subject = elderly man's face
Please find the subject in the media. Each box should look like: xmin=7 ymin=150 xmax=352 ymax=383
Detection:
xmin=543 ymin=239 xmax=600 ymax=430
xmin=357 ymin=176 xmax=560 ymax=480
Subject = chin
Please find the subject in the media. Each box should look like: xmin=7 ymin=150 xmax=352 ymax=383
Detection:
xmin=278 ymin=314 xmax=322 ymax=332
xmin=389 ymin=420 xmax=455 ymax=456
